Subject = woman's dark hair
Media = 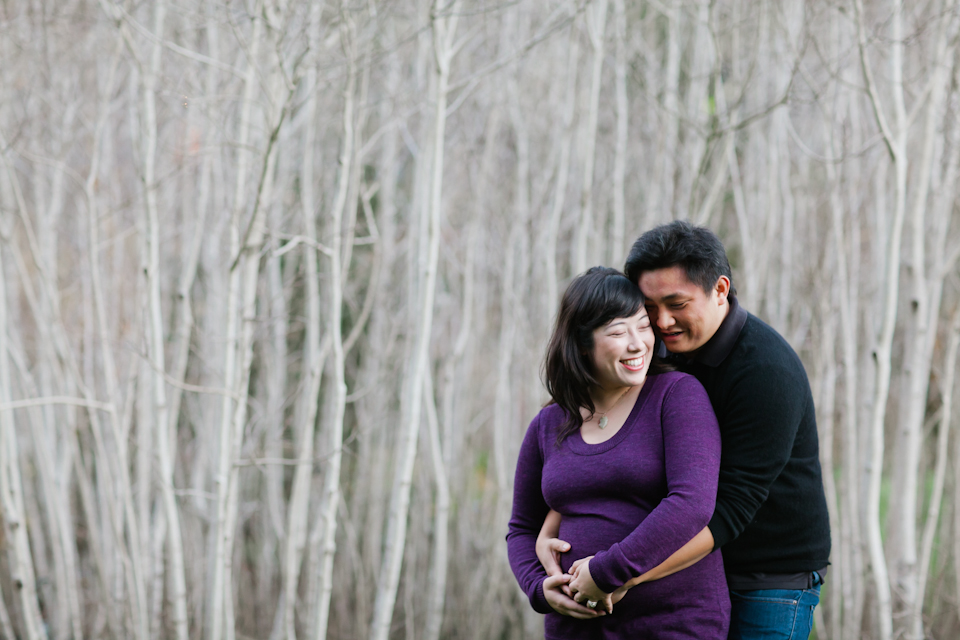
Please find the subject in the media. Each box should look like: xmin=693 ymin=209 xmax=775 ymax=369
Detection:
xmin=543 ymin=267 xmax=671 ymax=445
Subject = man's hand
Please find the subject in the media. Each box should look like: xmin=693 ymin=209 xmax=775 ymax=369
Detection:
xmin=536 ymin=537 xmax=570 ymax=577
xmin=536 ymin=510 xmax=572 ymax=597
xmin=542 ymin=574 xmax=606 ymax=619
xmin=611 ymin=584 xmax=629 ymax=606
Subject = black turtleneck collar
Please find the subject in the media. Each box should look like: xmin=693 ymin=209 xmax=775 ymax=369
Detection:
xmin=690 ymin=294 xmax=747 ymax=367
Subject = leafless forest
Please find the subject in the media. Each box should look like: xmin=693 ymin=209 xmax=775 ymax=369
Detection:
xmin=1 ymin=0 xmax=960 ymax=638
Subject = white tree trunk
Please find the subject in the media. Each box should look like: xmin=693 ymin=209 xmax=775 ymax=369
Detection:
xmin=0 ymin=247 xmax=46 ymax=640
xmin=855 ymin=2 xmax=908 ymax=636
xmin=279 ymin=6 xmax=327 ymax=639
xmin=573 ymin=0 xmax=607 ymax=275
xmin=915 ymin=306 xmax=960 ymax=636
xmin=658 ymin=1 xmax=679 ymax=218
xmin=369 ymin=4 xmax=459 ymax=638
xmin=311 ymin=14 xmax=356 ymax=640
xmin=544 ymin=26 xmax=578 ymax=313
xmin=138 ymin=2 xmax=189 ymax=637
xmin=610 ymin=0 xmax=627 ymax=266
xmin=209 ymin=6 xmax=264 ymax=639
xmin=422 ymin=369 xmax=450 ymax=640
xmin=891 ymin=7 xmax=960 ymax=638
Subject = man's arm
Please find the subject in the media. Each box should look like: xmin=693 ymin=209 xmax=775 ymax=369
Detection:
xmin=707 ymin=357 xmax=810 ymax=549
xmin=616 ymin=526 xmax=714 ymax=587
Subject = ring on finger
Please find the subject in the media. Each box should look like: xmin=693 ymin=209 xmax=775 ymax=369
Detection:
xmin=586 ymin=600 xmax=598 ymax=609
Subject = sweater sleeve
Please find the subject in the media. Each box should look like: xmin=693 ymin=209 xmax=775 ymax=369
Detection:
xmin=505 ymin=413 xmax=553 ymax=614
xmin=707 ymin=359 xmax=807 ymax=549
xmin=588 ymin=375 xmax=721 ymax=593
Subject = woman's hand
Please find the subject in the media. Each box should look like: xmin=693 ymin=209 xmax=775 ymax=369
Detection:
xmin=568 ymin=557 xmax=611 ymax=605
xmin=542 ymin=574 xmax=605 ymax=619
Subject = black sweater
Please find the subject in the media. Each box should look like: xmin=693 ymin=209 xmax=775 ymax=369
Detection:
xmin=680 ymin=297 xmax=831 ymax=576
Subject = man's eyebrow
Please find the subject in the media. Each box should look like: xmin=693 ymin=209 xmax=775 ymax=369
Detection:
xmin=650 ymin=293 xmax=686 ymax=302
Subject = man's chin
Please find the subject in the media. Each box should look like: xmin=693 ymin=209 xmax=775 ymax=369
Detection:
xmin=663 ymin=339 xmax=701 ymax=356
xmin=660 ymin=336 xmax=686 ymax=351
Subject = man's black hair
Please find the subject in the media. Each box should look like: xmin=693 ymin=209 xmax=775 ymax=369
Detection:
xmin=624 ymin=220 xmax=736 ymax=295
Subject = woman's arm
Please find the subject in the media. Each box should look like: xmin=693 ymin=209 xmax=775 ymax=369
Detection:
xmin=506 ymin=416 xmax=603 ymax=618
xmin=580 ymin=376 xmax=722 ymax=594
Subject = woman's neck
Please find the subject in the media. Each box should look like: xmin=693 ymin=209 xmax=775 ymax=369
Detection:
xmin=590 ymin=384 xmax=634 ymax=411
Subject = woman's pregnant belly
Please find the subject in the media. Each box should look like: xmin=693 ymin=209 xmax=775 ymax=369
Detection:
xmin=557 ymin=512 xmax=728 ymax=618
xmin=557 ymin=511 xmax=645 ymax=575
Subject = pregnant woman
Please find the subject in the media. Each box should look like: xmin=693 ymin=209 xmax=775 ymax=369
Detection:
xmin=506 ymin=267 xmax=729 ymax=639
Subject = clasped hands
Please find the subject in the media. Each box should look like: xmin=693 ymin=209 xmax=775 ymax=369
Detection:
xmin=538 ymin=537 xmax=629 ymax=619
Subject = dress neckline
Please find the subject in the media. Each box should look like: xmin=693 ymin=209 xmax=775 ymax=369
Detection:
xmin=566 ymin=376 xmax=658 ymax=456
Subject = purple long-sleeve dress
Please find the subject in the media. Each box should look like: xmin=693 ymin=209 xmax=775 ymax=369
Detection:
xmin=507 ymin=371 xmax=730 ymax=639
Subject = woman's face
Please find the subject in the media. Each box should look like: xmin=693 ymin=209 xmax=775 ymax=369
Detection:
xmin=590 ymin=307 xmax=655 ymax=392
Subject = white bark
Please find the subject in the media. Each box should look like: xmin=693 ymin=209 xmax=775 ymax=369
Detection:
xmin=826 ymin=100 xmax=865 ymax=640
xmin=814 ymin=289 xmax=840 ymax=640
xmin=545 ymin=26 xmax=578 ymax=313
xmin=892 ymin=7 xmax=960 ymax=638
xmin=711 ymin=70 xmax=754 ymax=304
xmin=657 ymin=1 xmax=680 ymax=218
xmin=610 ymin=0 xmax=627 ymax=266
xmin=422 ymin=369 xmax=450 ymax=640
xmin=369 ymin=4 xmax=459 ymax=638
xmin=681 ymin=0 xmax=713 ymax=220
xmin=0 ymin=247 xmax=46 ymax=640
xmin=138 ymin=2 xmax=189 ymax=637
xmin=855 ymin=2 xmax=908 ymax=636
xmin=915 ymin=306 xmax=960 ymax=637
xmin=311 ymin=14 xmax=355 ymax=640
xmin=573 ymin=0 xmax=607 ymax=275
xmin=279 ymin=6 xmax=327 ymax=639
xmin=209 ymin=6 xmax=264 ymax=639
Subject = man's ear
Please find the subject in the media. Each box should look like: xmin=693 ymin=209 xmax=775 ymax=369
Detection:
xmin=714 ymin=276 xmax=731 ymax=302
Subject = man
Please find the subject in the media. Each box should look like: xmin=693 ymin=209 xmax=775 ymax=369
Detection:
xmin=624 ymin=221 xmax=831 ymax=639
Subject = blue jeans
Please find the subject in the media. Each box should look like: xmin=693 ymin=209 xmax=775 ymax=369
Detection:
xmin=728 ymin=582 xmax=821 ymax=640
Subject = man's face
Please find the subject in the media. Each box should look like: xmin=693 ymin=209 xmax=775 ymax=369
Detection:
xmin=637 ymin=265 xmax=730 ymax=355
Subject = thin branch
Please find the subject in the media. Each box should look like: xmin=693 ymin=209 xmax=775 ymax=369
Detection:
xmin=854 ymin=0 xmax=897 ymax=159
xmin=271 ymin=233 xmax=334 ymax=258
xmin=0 ymin=396 xmax=115 ymax=413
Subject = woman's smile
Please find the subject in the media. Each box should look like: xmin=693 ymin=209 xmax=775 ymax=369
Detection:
xmin=590 ymin=307 xmax=655 ymax=394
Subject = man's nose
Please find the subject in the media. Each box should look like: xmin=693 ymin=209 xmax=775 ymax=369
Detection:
xmin=656 ymin=310 xmax=674 ymax=329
